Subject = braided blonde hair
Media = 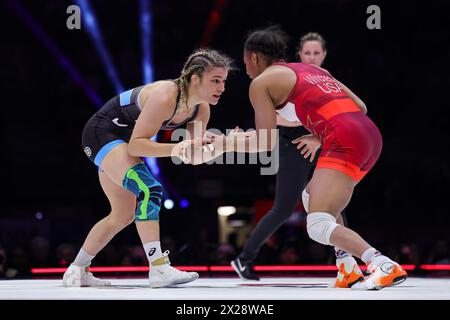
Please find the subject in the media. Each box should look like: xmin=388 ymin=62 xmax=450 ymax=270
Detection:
xmin=174 ymin=48 xmax=233 ymax=113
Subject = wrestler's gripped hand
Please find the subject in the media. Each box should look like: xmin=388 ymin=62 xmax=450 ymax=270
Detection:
xmin=189 ymin=127 xmax=256 ymax=158
xmin=202 ymin=130 xmax=224 ymax=144
xmin=206 ymin=126 xmax=244 ymax=143
xmin=204 ymin=127 xmax=241 ymax=153
xmin=172 ymin=138 xmax=205 ymax=164
xmin=227 ymin=126 xmax=255 ymax=138
xmin=292 ymin=134 xmax=321 ymax=162
xmin=224 ymin=126 xmax=257 ymax=152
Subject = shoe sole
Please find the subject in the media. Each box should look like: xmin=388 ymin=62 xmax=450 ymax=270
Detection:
xmin=333 ymin=275 xmax=364 ymax=288
xmin=63 ymin=282 xmax=111 ymax=287
xmin=63 ymin=283 xmax=81 ymax=287
xmin=150 ymin=275 xmax=199 ymax=288
xmin=62 ymin=277 xmax=81 ymax=287
xmin=348 ymin=276 xmax=365 ymax=288
xmin=372 ymin=274 xmax=408 ymax=290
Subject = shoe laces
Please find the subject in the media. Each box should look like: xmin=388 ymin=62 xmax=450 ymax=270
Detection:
xmin=366 ymin=262 xmax=377 ymax=274
xmin=163 ymin=250 xmax=172 ymax=265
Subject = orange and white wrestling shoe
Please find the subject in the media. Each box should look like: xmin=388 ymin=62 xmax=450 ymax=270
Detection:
xmin=351 ymin=260 xmax=407 ymax=290
xmin=332 ymin=256 xmax=364 ymax=288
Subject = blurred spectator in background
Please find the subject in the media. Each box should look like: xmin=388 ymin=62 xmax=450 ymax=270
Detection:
xmin=0 ymin=245 xmax=6 ymax=278
xmin=9 ymin=246 xmax=31 ymax=278
xmin=29 ymin=236 xmax=51 ymax=268
xmin=278 ymin=242 xmax=301 ymax=265
xmin=55 ymin=243 xmax=76 ymax=267
xmin=426 ymin=240 xmax=450 ymax=264
xmin=306 ymin=242 xmax=331 ymax=265
xmin=385 ymin=242 xmax=420 ymax=266
xmin=120 ymin=245 xmax=148 ymax=266
xmin=398 ymin=243 xmax=420 ymax=265
xmin=215 ymin=243 xmax=236 ymax=266
xmin=257 ymin=234 xmax=281 ymax=265
xmin=95 ymin=244 xmax=120 ymax=266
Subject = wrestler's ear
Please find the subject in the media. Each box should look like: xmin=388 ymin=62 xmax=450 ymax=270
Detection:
xmin=251 ymin=52 xmax=258 ymax=64
xmin=191 ymin=73 xmax=201 ymax=85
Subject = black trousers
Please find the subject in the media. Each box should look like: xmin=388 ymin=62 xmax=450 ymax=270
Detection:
xmin=241 ymin=126 xmax=317 ymax=261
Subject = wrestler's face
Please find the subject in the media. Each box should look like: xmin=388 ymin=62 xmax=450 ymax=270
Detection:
xmin=243 ymin=50 xmax=260 ymax=79
xmin=193 ymin=67 xmax=228 ymax=105
xmin=298 ymin=41 xmax=326 ymax=67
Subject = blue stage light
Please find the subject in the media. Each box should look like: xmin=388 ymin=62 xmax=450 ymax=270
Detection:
xmin=77 ymin=0 xmax=124 ymax=94
xmin=180 ymin=199 xmax=189 ymax=208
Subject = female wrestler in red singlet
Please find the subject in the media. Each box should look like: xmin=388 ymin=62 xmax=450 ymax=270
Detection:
xmin=231 ymin=26 xmax=407 ymax=290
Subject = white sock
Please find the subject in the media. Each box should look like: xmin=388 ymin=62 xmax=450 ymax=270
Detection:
xmin=73 ymin=248 xmax=95 ymax=267
xmin=361 ymin=247 xmax=381 ymax=264
xmin=336 ymin=255 xmax=359 ymax=273
xmin=143 ymin=241 xmax=163 ymax=263
xmin=334 ymin=247 xmax=350 ymax=259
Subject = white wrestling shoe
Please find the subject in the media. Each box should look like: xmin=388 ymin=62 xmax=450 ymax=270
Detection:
xmin=149 ymin=251 xmax=199 ymax=288
xmin=63 ymin=264 xmax=111 ymax=287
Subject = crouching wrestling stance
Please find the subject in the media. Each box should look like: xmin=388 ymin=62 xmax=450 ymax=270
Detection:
xmin=63 ymin=48 xmax=233 ymax=288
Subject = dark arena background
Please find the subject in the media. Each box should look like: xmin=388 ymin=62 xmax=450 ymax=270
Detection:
xmin=1 ymin=0 xmax=450 ymax=310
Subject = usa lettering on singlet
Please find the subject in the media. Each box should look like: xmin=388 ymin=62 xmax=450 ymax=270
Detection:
xmin=275 ymin=62 xmax=359 ymax=139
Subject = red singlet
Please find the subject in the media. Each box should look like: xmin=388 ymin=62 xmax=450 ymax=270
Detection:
xmin=275 ymin=62 xmax=382 ymax=181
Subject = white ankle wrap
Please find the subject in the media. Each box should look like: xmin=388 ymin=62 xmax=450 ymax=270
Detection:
xmin=306 ymin=212 xmax=339 ymax=245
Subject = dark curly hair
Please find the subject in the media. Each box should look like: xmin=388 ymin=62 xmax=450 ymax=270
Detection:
xmin=244 ymin=25 xmax=290 ymax=64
